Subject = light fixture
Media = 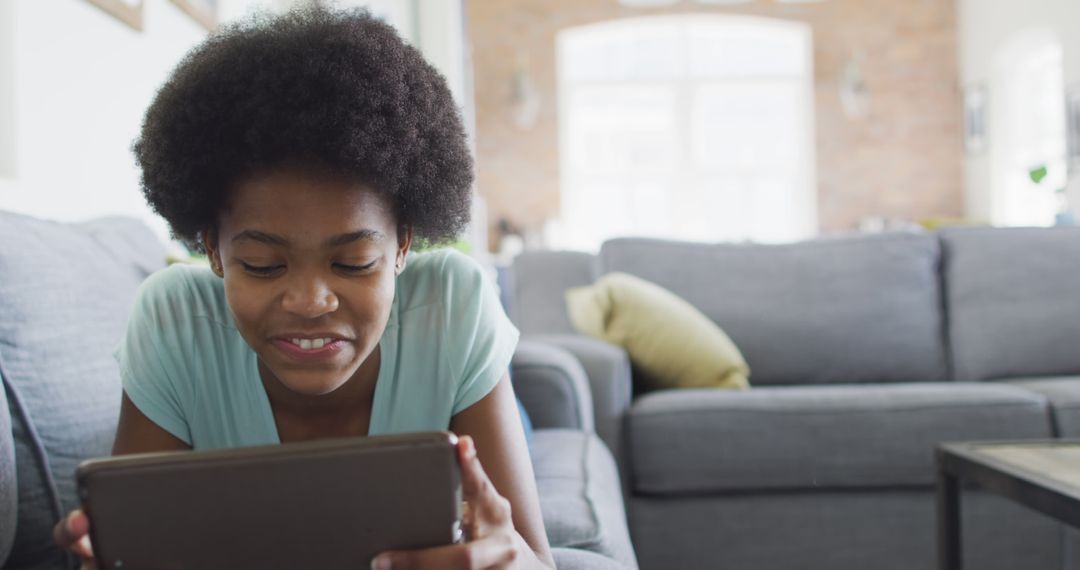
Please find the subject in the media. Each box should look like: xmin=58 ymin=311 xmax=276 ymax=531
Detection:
xmin=617 ymin=0 xmax=679 ymax=6
xmin=619 ymin=0 xmax=828 ymax=5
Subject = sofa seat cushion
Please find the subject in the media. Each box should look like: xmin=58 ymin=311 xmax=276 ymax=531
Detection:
xmin=629 ymin=383 xmax=1052 ymax=494
xmin=531 ymin=430 xmax=637 ymax=568
xmin=1004 ymin=376 xmax=1080 ymax=437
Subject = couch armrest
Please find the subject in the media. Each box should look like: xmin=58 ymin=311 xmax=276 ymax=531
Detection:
xmin=511 ymin=340 xmax=595 ymax=432
xmin=0 ymin=361 xmax=15 ymax=566
xmin=524 ymin=335 xmax=632 ymax=463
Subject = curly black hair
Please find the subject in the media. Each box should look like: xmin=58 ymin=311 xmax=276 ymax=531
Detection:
xmin=133 ymin=5 xmax=473 ymax=252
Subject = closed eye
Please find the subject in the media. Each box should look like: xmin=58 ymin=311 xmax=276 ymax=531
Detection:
xmin=240 ymin=262 xmax=284 ymax=276
xmin=335 ymin=260 xmax=378 ymax=273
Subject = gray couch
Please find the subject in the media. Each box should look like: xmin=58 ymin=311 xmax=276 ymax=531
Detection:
xmin=509 ymin=228 xmax=1080 ymax=570
xmin=0 ymin=210 xmax=637 ymax=569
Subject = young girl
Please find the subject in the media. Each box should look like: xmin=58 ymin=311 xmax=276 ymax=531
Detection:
xmin=53 ymin=6 xmax=553 ymax=569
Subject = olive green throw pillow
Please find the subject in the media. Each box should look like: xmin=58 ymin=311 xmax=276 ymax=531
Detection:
xmin=565 ymin=273 xmax=750 ymax=390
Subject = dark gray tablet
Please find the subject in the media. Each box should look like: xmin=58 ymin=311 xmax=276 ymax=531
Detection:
xmin=77 ymin=431 xmax=462 ymax=570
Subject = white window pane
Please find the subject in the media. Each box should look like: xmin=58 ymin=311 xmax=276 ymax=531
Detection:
xmin=564 ymin=85 xmax=679 ymax=174
xmin=692 ymin=82 xmax=804 ymax=170
xmin=687 ymin=20 xmax=808 ymax=79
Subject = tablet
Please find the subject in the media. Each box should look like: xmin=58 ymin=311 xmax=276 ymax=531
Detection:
xmin=77 ymin=431 xmax=462 ymax=570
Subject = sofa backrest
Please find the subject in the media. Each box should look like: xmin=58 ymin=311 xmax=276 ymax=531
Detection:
xmin=599 ymin=233 xmax=950 ymax=386
xmin=513 ymin=231 xmax=950 ymax=387
xmin=941 ymin=226 xmax=1080 ymax=382
xmin=0 ymin=211 xmax=166 ymax=568
xmin=509 ymin=250 xmax=598 ymax=336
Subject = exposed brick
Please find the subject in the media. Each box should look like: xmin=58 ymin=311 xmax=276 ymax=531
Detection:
xmin=468 ymin=0 xmax=964 ymax=246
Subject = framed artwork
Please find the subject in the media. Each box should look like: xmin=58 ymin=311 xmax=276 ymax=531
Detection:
xmin=170 ymin=0 xmax=218 ymax=32
xmin=85 ymin=0 xmax=143 ymax=31
xmin=964 ymin=84 xmax=988 ymax=156
xmin=1068 ymin=84 xmax=1080 ymax=174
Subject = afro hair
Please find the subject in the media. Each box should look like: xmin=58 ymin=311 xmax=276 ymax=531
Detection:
xmin=133 ymin=5 xmax=473 ymax=252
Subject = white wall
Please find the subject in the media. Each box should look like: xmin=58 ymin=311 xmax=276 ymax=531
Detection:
xmin=0 ymin=0 xmax=208 ymax=242
xmin=958 ymin=0 xmax=1080 ymax=222
xmin=0 ymin=0 xmax=471 ymax=248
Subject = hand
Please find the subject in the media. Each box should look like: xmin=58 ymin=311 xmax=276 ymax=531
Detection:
xmin=53 ymin=509 xmax=96 ymax=569
xmin=370 ymin=435 xmax=538 ymax=570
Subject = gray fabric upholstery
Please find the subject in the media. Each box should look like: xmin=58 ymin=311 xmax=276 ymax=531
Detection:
xmin=525 ymin=335 xmax=632 ymax=467
xmin=0 ymin=363 xmax=15 ymax=566
xmin=598 ymin=232 xmax=949 ymax=385
xmin=941 ymin=227 xmax=1080 ymax=382
xmin=629 ymin=383 xmax=1051 ymax=493
xmin=552 ymin=547 xmax=632 ymax=570
xmin=629 ymin=490 xmax=1062 ymax=570
xmin=510 ymin=251 xmax=597 ymax=336
xmin=1005 ymin=376 xmax=1080 ymax=437
xmin=532 ymin=430 xmax=638 ymax=569
xmin=0 ymin=212 xmax=166 ymax=568
xmin=512 ymin=341 xmax=595 ymax=432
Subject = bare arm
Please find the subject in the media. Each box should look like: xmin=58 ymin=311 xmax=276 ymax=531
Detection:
xmin=372 ymin=373 xmax=555 ymax=569
xmin=112 ymin=393 xmax=192 ymax=455
xmin=450 ymin=373 xmax=554 ymax=568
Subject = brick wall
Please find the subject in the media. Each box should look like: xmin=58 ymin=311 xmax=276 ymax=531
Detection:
xmin=468 ymin=0 xmax=963 ymax=247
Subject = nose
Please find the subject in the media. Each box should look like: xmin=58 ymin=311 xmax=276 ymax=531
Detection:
xmin=281 ymin=274 xmax=339 ymax=318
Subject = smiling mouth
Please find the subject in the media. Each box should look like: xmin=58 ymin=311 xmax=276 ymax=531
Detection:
xmin=287 ymin=337 xmax=335 ymax=350
xmin=271 ymin=336 xmax=350 ymax=359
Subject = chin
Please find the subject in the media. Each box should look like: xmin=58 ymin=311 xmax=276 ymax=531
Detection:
xmin=278 ymin=373 xmax=350 ymax=396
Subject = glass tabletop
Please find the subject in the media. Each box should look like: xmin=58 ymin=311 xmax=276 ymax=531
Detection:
xmin=967 ymin=441 xmax=1080 ymax=490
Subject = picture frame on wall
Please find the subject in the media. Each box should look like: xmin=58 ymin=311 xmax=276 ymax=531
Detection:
xmin=964 ymin=84 xmax=988 ymax=156
xmin=85 ymin=0 xmax=143 ymax=31
xmin=1068 ymin=84 xmax=1080 ymax=174
xmin=170 ymin=0 xmax=218 ymax=31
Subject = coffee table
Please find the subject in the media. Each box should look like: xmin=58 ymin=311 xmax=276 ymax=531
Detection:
xmin=936 ymin=440 xmax=1080 ymax=570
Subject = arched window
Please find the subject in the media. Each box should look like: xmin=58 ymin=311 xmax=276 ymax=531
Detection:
xmin=990 ymin=30 xmax=1067 ymax=226
xmin=554 ymin=14 xmax=816 ymax=251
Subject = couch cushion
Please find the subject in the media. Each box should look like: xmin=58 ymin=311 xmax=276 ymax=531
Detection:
xmin=628 ymin=383 xmax=1052 ymax=493
xmin=566 ymin=273 xmax=749 ymax=390
xmin=0 ymin=363 xmax=14 ymax=566
xmin=599 ymin=232 xmax=948 ymax=386
xmin=941 ymin=227 xmax=1080 ymax=382
xmin=1004 ymin=376 xmax=1080 ymax=437
xmin=510 ymin=251 xmax=597 ymax=336
xmin=532 ymin=430 xmax=637 ymax=569
xmin=0 ymin=212 xmax=165 ymax=567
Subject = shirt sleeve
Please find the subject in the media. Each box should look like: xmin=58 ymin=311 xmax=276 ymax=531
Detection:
xmin=113 ymin=266 xmax=197 ymax=444
xmin=444 ymin=252 xmax=521 ymax=415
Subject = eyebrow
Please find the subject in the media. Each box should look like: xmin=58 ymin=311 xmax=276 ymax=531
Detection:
xmin=231 ymin=229 xmax=386 ymax=247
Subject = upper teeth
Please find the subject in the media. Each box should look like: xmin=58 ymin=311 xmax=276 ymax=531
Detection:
xmin=290 ymin=338 xmax=332 ymax=350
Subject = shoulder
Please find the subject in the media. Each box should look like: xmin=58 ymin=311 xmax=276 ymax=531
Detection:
xmin=397 ymin=249 xmax=490 ymax=312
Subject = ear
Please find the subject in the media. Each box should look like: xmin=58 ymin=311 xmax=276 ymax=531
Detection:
xmin=201 ymin=228 xmax=225 ymax=278
xmin=395 ymin=225 xmax=413 ymax=275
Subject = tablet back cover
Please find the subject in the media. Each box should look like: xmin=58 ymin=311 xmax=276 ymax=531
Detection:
xmin=78 ymin=432 xmax=461 ymax=570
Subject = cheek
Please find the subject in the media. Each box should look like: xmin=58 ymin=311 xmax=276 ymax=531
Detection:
xmin=223 ymin=280 xmax=268 ymax=333
xmin=351 ymin=274 xmax=397 ymax=328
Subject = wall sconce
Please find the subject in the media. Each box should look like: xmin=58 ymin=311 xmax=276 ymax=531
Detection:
xmin=510 ymin=53 xmax=541 ymax=131
xmin=839 ymin=55 xmax=870 ymax=119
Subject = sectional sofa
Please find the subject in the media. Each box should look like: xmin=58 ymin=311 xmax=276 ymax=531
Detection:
xmin=0 ymin=210 xmax=637 ymax=569
xmin=509 ymin=228 xmax=1080 ymax=570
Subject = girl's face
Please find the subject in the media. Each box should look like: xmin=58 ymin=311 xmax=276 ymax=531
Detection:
xmin=203 ymin=169 xmax=411 ymax=396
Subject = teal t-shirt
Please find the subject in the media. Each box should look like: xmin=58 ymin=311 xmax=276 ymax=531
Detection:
xmin=115 ymin=249 xmax=520 ymax=450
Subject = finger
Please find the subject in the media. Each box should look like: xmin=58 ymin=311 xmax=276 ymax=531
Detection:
xmin=53 ymin=510 xmax=94 ymax=560
xmin=372 ymin=534 xmax=517 ymax=570
xmin=456 ymin=437 xmax=512 ymax=528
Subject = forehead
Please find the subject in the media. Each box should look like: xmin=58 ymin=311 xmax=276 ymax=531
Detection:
xmin=220 ymin=170 xmax=396 ymax=237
